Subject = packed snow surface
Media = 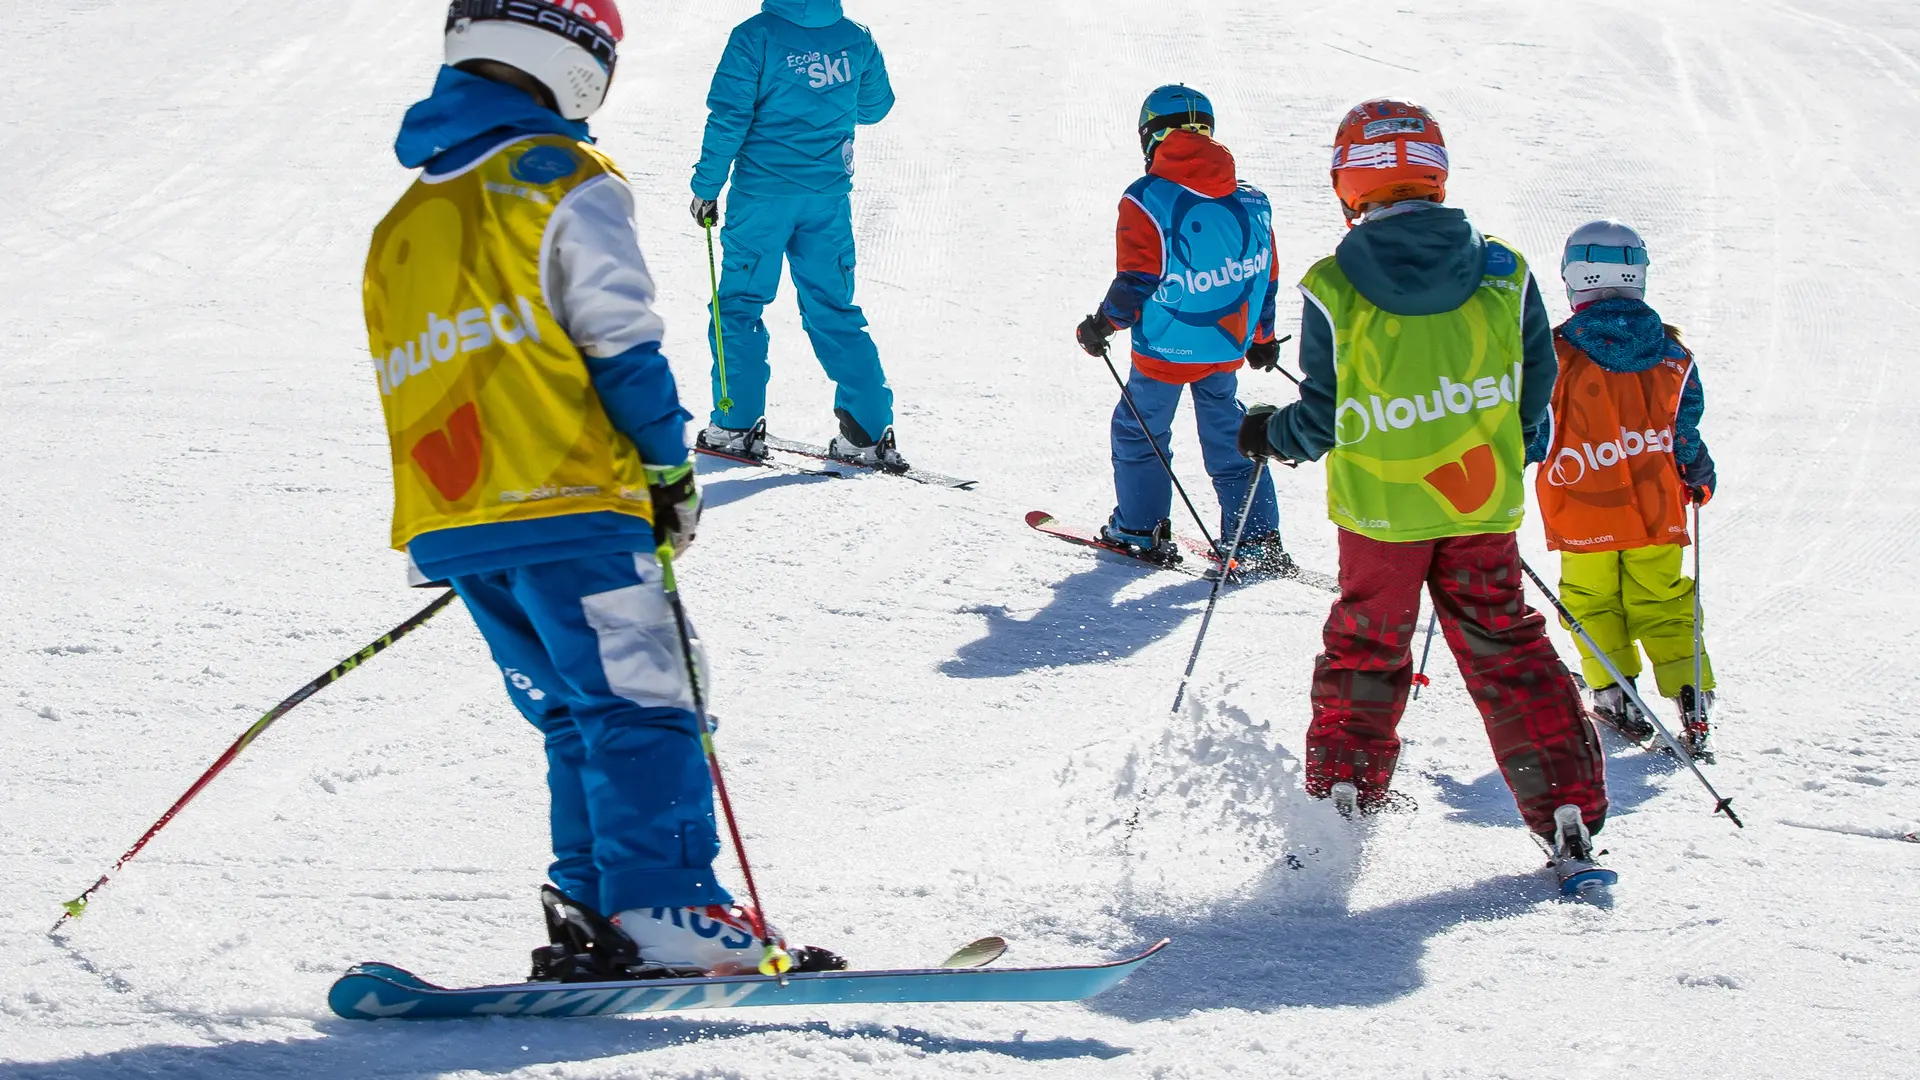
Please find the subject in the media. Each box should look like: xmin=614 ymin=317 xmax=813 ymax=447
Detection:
xmin=4 ymin=0 xmax=1919 ymax=1077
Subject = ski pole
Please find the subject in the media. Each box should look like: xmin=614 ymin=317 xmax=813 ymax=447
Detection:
xmin=1099 ymin=349 xmax=1223 ymax=552
xmin=1411 ymin=609 xmax=1440 ymax=700
xmin=1692 ymin=503 xmax=1706 ymax=721
xmin=1518 ymin=558 xmax=1742 ymax=828
xmin=1121 ymin=459 xmax=1270 ymax=850
xmin=52 ymin=590 xmax=458 ymax=933
xmin=654 ymin=541 xmax=792 ymax=978
xmin=704 ymin=222 xmax=733 ymax=414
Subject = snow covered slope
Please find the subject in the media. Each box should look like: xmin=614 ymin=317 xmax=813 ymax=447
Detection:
xmin=5 ymin=0 xmax=1918 ymax=1076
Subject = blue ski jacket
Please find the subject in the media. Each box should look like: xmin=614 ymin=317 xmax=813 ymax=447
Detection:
xmin=691 ymin=0 xmax=895 ymax=200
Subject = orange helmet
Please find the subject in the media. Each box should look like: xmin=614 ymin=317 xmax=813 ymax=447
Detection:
xmin=1330 ymin=99 xmax=1448 ymax=220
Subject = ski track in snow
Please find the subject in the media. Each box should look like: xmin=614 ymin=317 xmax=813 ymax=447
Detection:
xmin=4 ymin=1 xmax=1918 ymax=1077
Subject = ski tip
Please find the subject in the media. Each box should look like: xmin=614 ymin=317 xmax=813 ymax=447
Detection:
xmin=940 ymin=936 xmax=1009 ymax=969
xmin=1024 ymin=510 xmax=1056 ymax=528
xmin=1559 ymin=867 xmax=1618 ymax=898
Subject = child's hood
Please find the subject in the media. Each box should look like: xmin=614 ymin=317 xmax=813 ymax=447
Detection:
xmin=1333 ymin=204 xmax=1483 ymax=317
xmin=763 ymin=0 xmax=845 ymax=28
xmin=1147 ymin=130 xmax=1238 ymax=197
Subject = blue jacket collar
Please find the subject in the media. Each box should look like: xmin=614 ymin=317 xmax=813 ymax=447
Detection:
xmin=762 ymin=0 xmax=843 ymax=28
xmin=395 ymin=66 xmax=593 ymax=174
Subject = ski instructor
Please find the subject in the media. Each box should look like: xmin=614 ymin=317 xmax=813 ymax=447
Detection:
xmin=689 ymin=0 xmax=903 ymax=468
xmin=365 ymin=0 xmax=836 ymax=977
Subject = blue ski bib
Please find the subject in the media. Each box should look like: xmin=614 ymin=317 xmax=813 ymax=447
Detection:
xmin=1126 ymin=176 xmax=1273 ymax=366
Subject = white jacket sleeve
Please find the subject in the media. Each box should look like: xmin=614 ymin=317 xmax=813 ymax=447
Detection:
xmin=542 ymin=175 xmax=668 ymax=360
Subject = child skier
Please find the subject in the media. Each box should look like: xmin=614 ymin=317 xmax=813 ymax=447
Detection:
xmin=1075 ymin=85 xmax=1286 ymax=570
xmin=367 ymin=0 xmax=837 ymax=977
xmin=1532 ymin=220 xmax=1718 ymax=759
xmin=1238 ymin=99 xmax=1610 ymax=869
xmin=690 ymin=0 xmax=901 ymax=468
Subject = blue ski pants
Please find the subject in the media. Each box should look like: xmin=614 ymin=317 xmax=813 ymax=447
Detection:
xmin=1110 ymin=366 xmax=1279 ymax=542
xmin=709 ymin=192 xmax=893 ymax=439
xmin=450 ymin=551 xmax=731 ymax=916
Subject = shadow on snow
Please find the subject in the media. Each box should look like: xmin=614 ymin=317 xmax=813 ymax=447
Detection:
xmin=1422 ymin=726 xmax=1681 ymax=829
xmin=941 ymin=563 xmax=1210 ymax=679
xmin=1 ymin=1017 xmax=1130 ymax=1079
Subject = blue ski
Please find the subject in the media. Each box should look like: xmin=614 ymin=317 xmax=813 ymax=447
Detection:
xmin=330 ymin=939 xmax=1167 ymax=1020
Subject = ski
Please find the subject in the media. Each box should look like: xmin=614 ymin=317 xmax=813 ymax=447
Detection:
xmin=1177 ymin=536 xmax=1341 ymax=594
xmin=329 ymin=938 xmax=1165 ymax=1021
xmin=694 ymin=445 xmax=843 ymax=479
xmin=1534 ymin=809 xmax=1618 ymax=899
xmin=940 ymin=936 xmax=1008 ymax=969
xmin=1552 ymin=858 xmax=1619 ymax=898
xmin=763 ymin=434 xmax=977 ymax=490
xmin=1026 ymin=511 xmax=1338 ymax=593
xmin=1026 ymin=511 xmax=1206 ymax=577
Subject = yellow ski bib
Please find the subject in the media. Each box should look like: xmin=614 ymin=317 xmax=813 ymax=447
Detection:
xmin=364 ymin=135 xmax=652 ymax=552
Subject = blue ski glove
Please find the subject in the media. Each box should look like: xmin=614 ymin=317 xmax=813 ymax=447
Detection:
xmin=1679 ymin=445 xmax=1716 ymax=505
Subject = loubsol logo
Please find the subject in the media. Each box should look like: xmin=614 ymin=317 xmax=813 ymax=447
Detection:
xmin=1545 ymin=427 xmax=1675 ymax=487
xmin=1334 ymin=362 xmax=1521 ymax=446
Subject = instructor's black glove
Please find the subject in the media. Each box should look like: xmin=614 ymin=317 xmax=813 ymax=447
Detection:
xmin=1076 ymin=311 xmax=1117 ymax=357
xmin=646 ymin=462 xmax=703 ymax=554
xmin=690 ymin=197 xmax=720 ymax=228
xmin=1244 ymin=338 xmax=1281 ymax=372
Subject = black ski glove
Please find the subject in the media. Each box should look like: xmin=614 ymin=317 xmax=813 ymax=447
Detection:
xmin=1076 ymin=311 xmax=1117 ymax=357
xmin=1238 ymin=405 xmax=1279 ymax=460
xmin=1244 ymin=339 xmax=1281 ymax=372
xmin=690 ymin=197 xmax=720 ymax=228
xmin=646 ymin=462 xmax=702 ymax=553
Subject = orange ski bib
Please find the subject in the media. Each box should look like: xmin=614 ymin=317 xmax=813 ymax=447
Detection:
xmin=1535 ymin=334 xmax=1693 ymax=552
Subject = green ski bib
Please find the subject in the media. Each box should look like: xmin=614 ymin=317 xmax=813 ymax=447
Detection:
xmin=1301 ymin=237 xmax=1531 ymax=542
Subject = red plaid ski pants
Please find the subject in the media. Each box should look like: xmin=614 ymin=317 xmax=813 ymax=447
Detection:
xmin=1306 ymin=529 xmax=1608 ymax=835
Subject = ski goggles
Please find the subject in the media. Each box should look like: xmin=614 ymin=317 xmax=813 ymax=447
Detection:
xmin=446 ymin=0 xmax=619 ymax=74
xmin=1140 ymin=112 xmax=1216 ymax=147
xmin=1562 ymin=244 xmax=1649 ymax=268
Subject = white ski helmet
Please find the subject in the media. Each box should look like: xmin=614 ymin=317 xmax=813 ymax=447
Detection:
xmin=1561 ymin=219 xmax=1650 ymax=307
xmin=444 ymin=0 xmax=624 ymax=122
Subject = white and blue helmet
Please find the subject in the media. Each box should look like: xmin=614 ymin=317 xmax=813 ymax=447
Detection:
xmin=1561 ymin=220 xmax=1649 ymax=307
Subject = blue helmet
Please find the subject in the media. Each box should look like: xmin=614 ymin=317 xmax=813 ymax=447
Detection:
xmin=1138 ymin=84 xmax=1215 ymax=158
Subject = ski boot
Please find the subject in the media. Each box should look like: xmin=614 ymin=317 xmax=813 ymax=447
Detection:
xmin=697 ymin=417 xmax=770 ymax=461
xmin=1330 ymin=781 xmax=1361 ymax=819
xmin=1327 ymin=780 xmax=1416 ymax=818
xmin=613 ymin=901 xmax=846 ymax=977
xmin=1100 ymin=516 xmax=1181 ymax=566
xmin=529 ymin=885 xmax=706 ymax=983
xmin=1676 ymin=686 xmax=1716 ymax=764
xmin=826 ymin=409 xmax=909 ymax=472
xmin=1545 ymin=805 xmax=1616 ymax=897
xmin=1223 ymin=531 xmax=1299 ymax=580
xmin=1590 ymin=680 xmax=1655 ymax=743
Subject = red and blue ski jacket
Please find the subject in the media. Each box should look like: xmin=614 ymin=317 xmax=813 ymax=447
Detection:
xmin=1098 ymin=131 xmax=1280 ymax=384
